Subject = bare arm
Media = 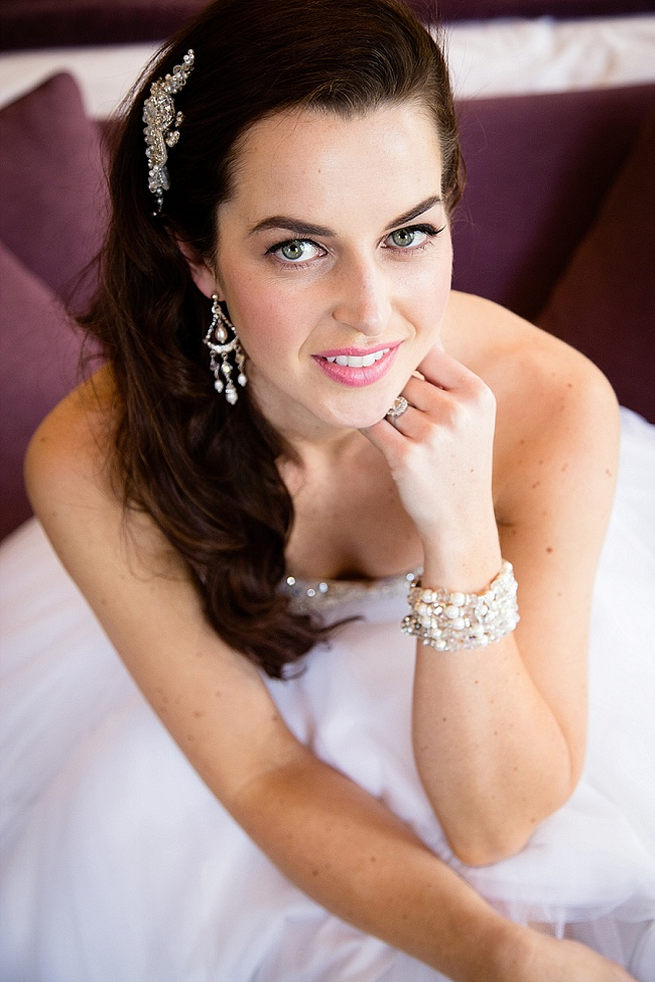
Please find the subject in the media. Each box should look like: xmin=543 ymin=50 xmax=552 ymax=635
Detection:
xmin=363 ymin=300 xmax=620 ymax=866
xmin=23 ymin=376 xmax=631 ymax=982
xmin=22 ymin=390 xmax=515 ymax=980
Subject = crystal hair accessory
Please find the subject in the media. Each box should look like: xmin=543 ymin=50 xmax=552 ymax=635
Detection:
xmin=203 ymin=294 xmax=248 ymax=405
xmin=402 ymin=560 xmax=519 ymax=651
xmin=143 ymin=49 xmax=195 ymax=214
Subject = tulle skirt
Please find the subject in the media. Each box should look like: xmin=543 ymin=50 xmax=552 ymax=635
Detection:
xmin=1 ymin=408 xmax=654 ymax=981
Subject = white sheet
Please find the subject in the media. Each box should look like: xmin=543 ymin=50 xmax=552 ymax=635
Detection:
xmin=1 ymin=15 xmax=654 ymax=115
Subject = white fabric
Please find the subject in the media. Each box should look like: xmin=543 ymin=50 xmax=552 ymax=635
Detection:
xmin=1 ymin=15 xmax=654 ymax=115
xmin=1 ymin=407 xmax=654 ymax=981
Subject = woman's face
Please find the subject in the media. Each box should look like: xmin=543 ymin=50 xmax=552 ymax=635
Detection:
xmin=207 ymin=101 xmax=453 ymax=436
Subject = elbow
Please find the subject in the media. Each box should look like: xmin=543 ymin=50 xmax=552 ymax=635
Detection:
xmin=448 ymin=824 xmax=536 ymax=868
xmin=443 ymin=758 xmax=583 ymax=868
xmin=420 ymin=746 xmax=583 ymax=868
xmin=445 ymin=786 xmax=576 ymax=868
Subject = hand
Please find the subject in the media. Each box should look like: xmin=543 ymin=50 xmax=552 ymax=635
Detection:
xmin=361 ymin=344 xmax=499 ymax=580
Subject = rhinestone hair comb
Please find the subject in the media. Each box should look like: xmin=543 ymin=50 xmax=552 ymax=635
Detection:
xmin=143 ymin=49 xmax=195 ymax=214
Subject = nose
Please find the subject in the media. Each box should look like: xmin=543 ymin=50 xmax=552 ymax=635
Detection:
xmin=331 ymin=259 xmax=391 ymax=336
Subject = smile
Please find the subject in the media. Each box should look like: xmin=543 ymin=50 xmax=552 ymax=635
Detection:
xmin=312 ymin=343 xmax=400 ymax=387
xmin=324 ymin=348 xmax=389 ymax=368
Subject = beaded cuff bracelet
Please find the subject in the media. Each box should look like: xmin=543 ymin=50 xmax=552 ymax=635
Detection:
xmin=401 ymin=560 xmax=519 ymax=651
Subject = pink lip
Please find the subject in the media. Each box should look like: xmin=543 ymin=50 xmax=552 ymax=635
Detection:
xmin=312 ymin=342 xmax=401 ymax=387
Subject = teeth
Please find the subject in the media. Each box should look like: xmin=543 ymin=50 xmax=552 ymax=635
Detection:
xmin=325 ymin=348 xmax=389 ymax=368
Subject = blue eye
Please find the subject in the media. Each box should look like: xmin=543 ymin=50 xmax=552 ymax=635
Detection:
xmin=389 ymin=228 xmax=423 ymax=248
xmin=270 ymin=239 xmax=324 ymax=263
xmin=385 ymin=224 xmax=441 ymax=250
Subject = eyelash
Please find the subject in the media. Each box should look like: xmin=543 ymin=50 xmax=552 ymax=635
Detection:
xmin=266 ymin=223 xmax=445 ymax=267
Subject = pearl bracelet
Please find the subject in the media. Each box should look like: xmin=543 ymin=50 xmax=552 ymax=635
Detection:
xmin=401 ymin=560 xmax=519 ymax=651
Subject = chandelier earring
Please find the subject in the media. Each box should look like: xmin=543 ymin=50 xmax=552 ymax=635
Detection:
xmin=203 ymin=294 xmax=247 ymax=405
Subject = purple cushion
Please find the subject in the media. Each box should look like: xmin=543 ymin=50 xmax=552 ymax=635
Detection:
xmin=538 ymin=109 xmax=655 ymax=423
xmin=452 ymin=84 xmax=655 ymax=323
xmin=0 ymin=242 xmax=84 ymax=539
xmin=0 ymin=72 xmax=105 ymax=310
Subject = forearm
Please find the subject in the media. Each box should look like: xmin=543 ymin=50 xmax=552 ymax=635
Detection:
xmin=412 ymin=539 xmax=577 ymax=866
xmin=228 ymin=749 xmax=525 ymax=982
xmin=412 ymin=634 xmax=575 ymax=866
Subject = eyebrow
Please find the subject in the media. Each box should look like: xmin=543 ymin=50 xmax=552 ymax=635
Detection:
xmin=248 ymin=195 xmax=442 ymax=239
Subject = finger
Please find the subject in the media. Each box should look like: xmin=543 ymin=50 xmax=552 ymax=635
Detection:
xmin=359 ymin=416 xmax=407 ymax=454
xmin=417 ymin=343 xmax=480 ymax=393
xmin=400 ymin=368 xmax=468 ymax=418
xmin=402 ymin=374 xmax=441 ymax=412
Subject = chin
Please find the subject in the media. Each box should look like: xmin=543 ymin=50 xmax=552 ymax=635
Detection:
xmin=329 ymin=400 xmax=392 ymax=431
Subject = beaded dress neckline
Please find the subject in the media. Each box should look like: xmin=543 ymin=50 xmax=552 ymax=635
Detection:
xmin=282 ymin=568 xmax=420 ymax=614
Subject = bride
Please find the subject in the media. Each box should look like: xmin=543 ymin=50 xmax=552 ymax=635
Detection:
xmin=2 ymin=1 xmax=653 ymax=979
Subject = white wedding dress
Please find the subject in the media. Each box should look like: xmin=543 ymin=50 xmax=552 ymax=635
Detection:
xmin=1 ymin=407 xmax=654 ymax=982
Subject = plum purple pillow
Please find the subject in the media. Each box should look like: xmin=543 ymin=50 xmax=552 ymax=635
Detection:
xmin=538 ymin=109 xmax=655 ymax=423
xmin=0 ymin=242 xmax=84 ymax=539
xmin=0 ymin=72 xmax=106 ymax=310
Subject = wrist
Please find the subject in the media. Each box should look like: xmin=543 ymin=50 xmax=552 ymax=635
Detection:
xmin=485 ymin=920 xmax=535 ymax=982
xmin=403 ymin=559 xmax=518 ymax=652
xmin=420 ymin=509 xmax=501 ymax=591
xmin=448 ymin=914 xmax=532 ymax=982
xmin=421 ymin=538 xmax=502 ymax=594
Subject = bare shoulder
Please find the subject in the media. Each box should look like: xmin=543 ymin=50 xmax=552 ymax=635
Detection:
xmin=25 ymin=364 xmax=191 ymax=604
xmin=445 ymin=292 xmax=619 ymax=478
xmin=25 ymin=365 xmax=116 ymax=510
xmin=445 ymin=291 xmax=617 ymax=416
xmin=443 ymin=291 xmax=621 ymax=539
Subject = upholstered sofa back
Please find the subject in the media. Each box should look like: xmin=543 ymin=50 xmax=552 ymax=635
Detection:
xmin=1 ymin=69 xmax=654 ymax=539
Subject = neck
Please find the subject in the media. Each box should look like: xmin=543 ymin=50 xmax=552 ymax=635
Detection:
xmin=248 ymin=372 xmax=379 ymax=468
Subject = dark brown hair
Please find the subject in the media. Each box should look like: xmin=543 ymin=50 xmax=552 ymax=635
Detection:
xmin=85 ymin=0 xmax=463 ymax=678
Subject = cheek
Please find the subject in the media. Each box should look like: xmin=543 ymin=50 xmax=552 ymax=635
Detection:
xmin=433 ymin=237 xmax=454 ymax=314
xmin=413 ymin=246 xmax=453 ymax=325
xmin=226 ymin=279 xmax=305 ymax=362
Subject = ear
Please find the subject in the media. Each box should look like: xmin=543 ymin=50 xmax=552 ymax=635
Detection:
xmin=176 ymin=237 xmax=221 ymax=300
